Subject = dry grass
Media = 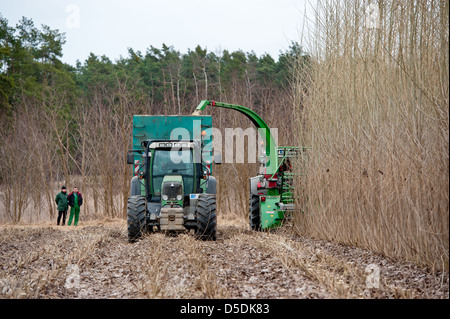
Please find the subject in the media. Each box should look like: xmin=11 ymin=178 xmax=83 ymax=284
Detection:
xmin=135 ymin=232 xmax=230 ymax=299
xmin=293 ymin=0 xmax=449 ymax=271
xmin=0 ymin=216 xmax=447 ymax=299
xmin=0 ymin=218 xmax=232 ymax=299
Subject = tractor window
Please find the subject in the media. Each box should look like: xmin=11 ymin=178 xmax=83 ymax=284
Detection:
xmin=151 ymin=149 xmax=195 ymax=197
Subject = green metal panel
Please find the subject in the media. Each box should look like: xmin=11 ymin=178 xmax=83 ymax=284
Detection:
xmin=131 ymin=115 xmax=213 ymax=175
xmin=132 ymin=115 xmax=212 ymax=149
xmin=260 ymin=195 xmax=284 ymax=229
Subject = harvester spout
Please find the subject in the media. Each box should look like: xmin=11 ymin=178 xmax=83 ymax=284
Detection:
xmin=193 ymin=100 xmax=278 ymax=175
xmin=191 ymin=100 xmax=209 ymax=116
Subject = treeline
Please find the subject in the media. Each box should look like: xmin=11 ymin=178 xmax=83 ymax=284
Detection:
xmin=0 ymin=15 xmax=304 ymax=116
xmin=0 ymin=15 xmax=308 ymax=222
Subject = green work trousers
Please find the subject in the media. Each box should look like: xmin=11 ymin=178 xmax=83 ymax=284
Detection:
xmin=68 ymin=206 xmax=80 ymax=226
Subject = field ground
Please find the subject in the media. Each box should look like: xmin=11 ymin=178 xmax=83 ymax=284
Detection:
xmin=0 ymin=217 xmax=448 ymax=299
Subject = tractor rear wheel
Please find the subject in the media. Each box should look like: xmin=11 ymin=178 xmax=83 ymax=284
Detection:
xmin=127 ymin=195 xmax=147 ymax=242
xmin=249 ymin=194 xmax=261 ymax=231
xmin=196 ymin=194 xmax=217 ymax=241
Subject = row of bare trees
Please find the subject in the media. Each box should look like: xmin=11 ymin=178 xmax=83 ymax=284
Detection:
xmin=0 ymin=74 xmax=146 ymax=222
xmin=293 ymin=0 xmax=449 ymax=271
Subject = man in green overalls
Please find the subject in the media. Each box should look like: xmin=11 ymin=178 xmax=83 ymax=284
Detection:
xmin=67 ymin=187 xmax=83 ymax=226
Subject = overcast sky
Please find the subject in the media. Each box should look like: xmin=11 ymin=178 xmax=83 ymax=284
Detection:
xmin=1 ymin=0 xmax=311 ymax=66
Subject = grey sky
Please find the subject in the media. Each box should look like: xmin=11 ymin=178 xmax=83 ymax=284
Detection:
xmin=1 ymin=0 xmax=310 ymax=66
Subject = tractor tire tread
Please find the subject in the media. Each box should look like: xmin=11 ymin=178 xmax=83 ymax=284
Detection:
xmin=249 ymin=194 xmax=261 ymax=231
xmin=196 ymin=194 xmax=217 ymax=241
xmin=127 ymin=195 xmax=146 ymax=243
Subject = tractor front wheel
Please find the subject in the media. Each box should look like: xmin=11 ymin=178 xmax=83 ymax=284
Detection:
xmin=196 ymin=194 xmax=217 ymax=241
xmin=127 ymin=195 xmax=147 ymax=242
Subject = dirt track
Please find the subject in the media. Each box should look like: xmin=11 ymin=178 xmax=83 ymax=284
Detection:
xmin=0 ymin=218 xmax=448 ymax=299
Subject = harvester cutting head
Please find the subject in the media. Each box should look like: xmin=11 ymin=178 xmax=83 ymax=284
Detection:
xmin=193 ymin=100 xmax=306 ymax=230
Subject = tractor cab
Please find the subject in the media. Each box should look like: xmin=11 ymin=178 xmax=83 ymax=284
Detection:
xmin=146 ymin=141 xmax=200 ymax=202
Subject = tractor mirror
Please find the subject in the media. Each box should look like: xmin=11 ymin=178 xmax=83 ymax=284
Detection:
xmin=127 ymin=151 xmax=135 ymax=165
xmin=214 ymin=151 xmax=222 ymax=165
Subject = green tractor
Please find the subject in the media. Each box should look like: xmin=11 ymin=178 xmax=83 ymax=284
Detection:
xmin=126 ymin=100 xmax=301 ymax=242
xmin=126 ymin=115 xmax=220 ymax=242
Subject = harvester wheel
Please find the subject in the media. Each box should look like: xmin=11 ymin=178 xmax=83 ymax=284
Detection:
xmin=249 ymin=194 xmax=261 ymax=231
xmin=127 ymin=195 xmax=147 ymax=242
xmin=196 ymin=194 xmax=217 ymax=241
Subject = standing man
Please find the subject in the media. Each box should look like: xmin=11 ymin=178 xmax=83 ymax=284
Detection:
xmin=55 ymin=186 xmax=68 ymax=226
xmin=68 ymin=186 xmax=83 ymax=226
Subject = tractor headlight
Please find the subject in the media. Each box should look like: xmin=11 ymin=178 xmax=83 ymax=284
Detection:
xmin=177 ymin=195 xmax=183 ymax=201
xmin=162 ymin=195 xmax=168 ymax=201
